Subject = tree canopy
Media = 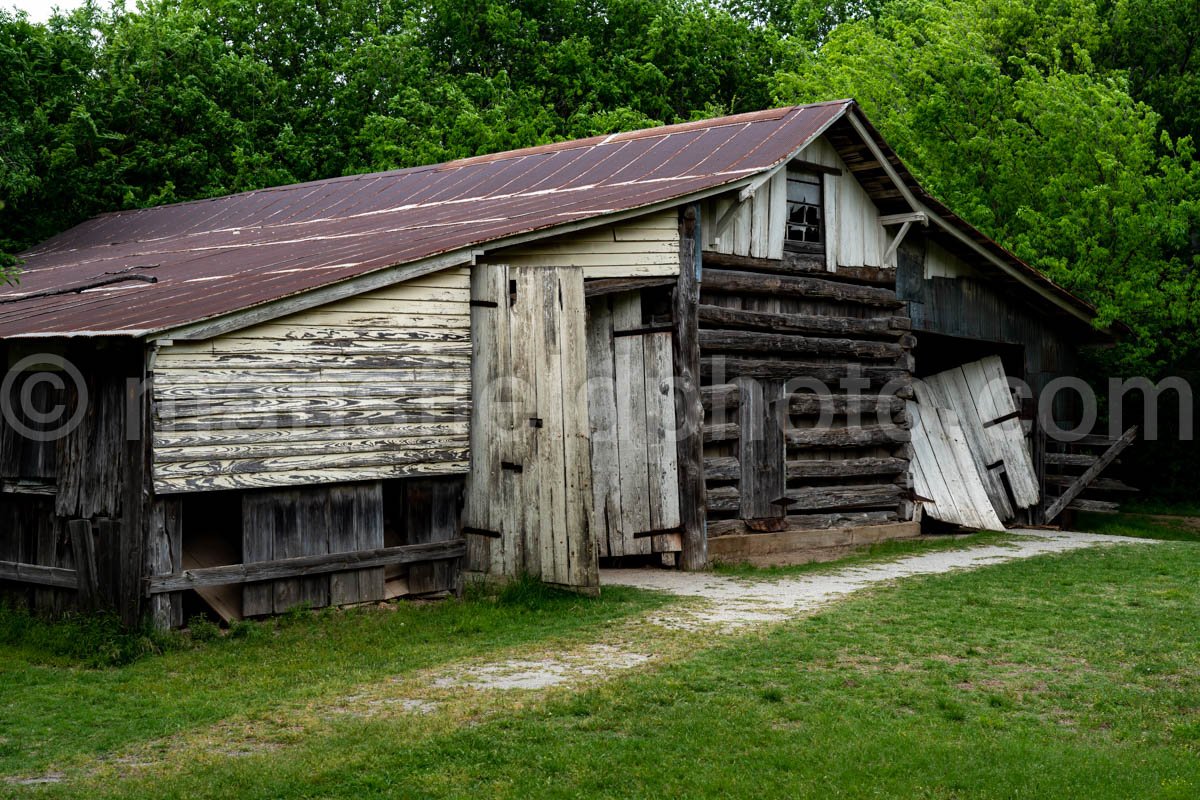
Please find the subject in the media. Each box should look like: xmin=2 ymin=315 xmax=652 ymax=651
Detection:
xmin=2 ymin=0 xmax=1198 ymax=378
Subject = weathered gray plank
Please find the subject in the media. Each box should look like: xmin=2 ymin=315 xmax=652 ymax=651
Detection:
xmin=644 ymin=332 xmax=682 ymax=552
xmin=0 ymin=560 xmax=77 ymax=590
xmin=585 ymin=296 xmax=621 ymax=558
xmin=612 ymin=294 xmax=652 ymax=557
xmin=148 ymin=540 xmax=468 ymax=593
xmin=674 ymin=207 xmax=708 ymax=570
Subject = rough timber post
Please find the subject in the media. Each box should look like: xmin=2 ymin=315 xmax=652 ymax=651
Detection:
xmin=674 ymin=204 xmax=707 ymax=570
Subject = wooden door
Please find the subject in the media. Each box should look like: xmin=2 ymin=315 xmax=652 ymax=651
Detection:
xmin=585 ymin=292 xmax=683 ymax=559
xmin=464 ymin=264 xmax=598 ymax=591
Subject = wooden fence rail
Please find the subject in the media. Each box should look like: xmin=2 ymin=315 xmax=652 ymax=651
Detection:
xmin=145 ymin=539 xmax=466 ymax=594
xmin=0 ymin=561 xmax=79 ymax=590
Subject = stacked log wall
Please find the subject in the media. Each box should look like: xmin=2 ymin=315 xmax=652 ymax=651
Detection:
xmin=698 ymin=249 xmax=914 ymax=537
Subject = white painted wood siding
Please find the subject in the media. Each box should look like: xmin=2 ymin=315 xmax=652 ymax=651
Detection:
xmin=479 ymin=210 xmax=680 ymax=278
xmin=151 ymin=266 xmax=472 ymax=493
xmin=799 ymin=137 xmax=896 ymax=270
xmin=704 ymin=171 xmax=787 ymax=260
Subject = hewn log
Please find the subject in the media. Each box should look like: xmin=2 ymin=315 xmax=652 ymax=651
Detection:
xmin=703 ymin=423 xmax=740 ymax=443
xmin=673 ymin=205 xmax=707 ymax=571
xmin=699 ymin=329 xmax=904 ymax=361
xmin=706 ymin=483 xmax=904 ymax=514
xmin=706 ymin=456 xmax=908 ymax=483
xmin=701 ymin=357 xmax=910 ymax=386
xmin=146 ymin=540 xmax=467 ymax=594
xmin=702 ymin=268 xmax=904 ymax=308
xmin=698 ymin=304 xmax=910 ymax=339
xmin=706 ymin=512 xmax=904 ymax=538
xmin=702 ymin=250 xmax=825 ymax=275
xmin=702 ymin=385 xmax=907 ymax=417
xmin=786 ymin=425 xmax=910 ymax=449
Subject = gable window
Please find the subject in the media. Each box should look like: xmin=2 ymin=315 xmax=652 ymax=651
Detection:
xmin=785 ymin=171 xmax=823 ymax=250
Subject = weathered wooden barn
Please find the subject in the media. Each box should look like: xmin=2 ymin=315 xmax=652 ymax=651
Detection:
xmin=0 ymin=100 xmax=1121 ymax=626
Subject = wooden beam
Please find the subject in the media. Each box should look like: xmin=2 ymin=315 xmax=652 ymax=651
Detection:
xmin=706 ymin=384 xmax=907 ymax=417
xmin=0 ymin=560 xmax=78 ymax=590
xmin=702 ymin=269 xmax=903 ymax=308
xmin=1067 ymin=499 xmax=1120 ymax=514
xmin=1045 ymin=476 xmax=1137 ymax=492
xmin=707 ymin=483 xmax=903 ymax=514
xmin=1044 ymin=426 xmax=1138 ymax=522
xmin=706 ymin=512 xmax=900 ymax=537
xmin=704 ymin=422 xmax=740 ymax=443
xmin=673 ymin=205 xmax=708 ymax=571
xmin=791 ymin=159 xmax=842 ymax=176
xmin=699 ymin=329 xmax=904 ymax=361
xmin=878 ymin=212 xmax=928 ymax=226
xmin=702 ymin=250 xmax=825 ymax=275
xmin=701 ymin=357 xmax=910 ymax=386
xmin=0 ymin=481 xmax=56 ymax=496
xmin=584 ymin=276 xmax=676 ymax=298
xmin=786 ymin=425 xmax=910 ymax=449
xmin=705 ymin=456 xmax=908 ymax=482
xmin=698 ymin=305 xmax=909 ymax=339
xmin=145 ymin=540 xmax=467 ymax=594
xmin=1045 ymin=453 xmax=1100 ymax=467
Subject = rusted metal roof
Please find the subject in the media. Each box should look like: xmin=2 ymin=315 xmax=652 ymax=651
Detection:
xmin=0 ymin=99 xmax=1104 ymax=338
xmin=0 ymin=102 xmax=849 ymax=338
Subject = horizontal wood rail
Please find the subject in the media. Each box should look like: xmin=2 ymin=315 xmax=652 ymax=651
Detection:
xmin=0 ymin=561 xmax=79 ymax=590
xmin=146 ymin=539 xmax=466 ymax=594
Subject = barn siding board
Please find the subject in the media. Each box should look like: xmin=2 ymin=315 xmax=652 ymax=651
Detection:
xmin=480 ymin=210 xmax=680 ymax=277
xmin=152 ymin=266 xmax=472 ymax=493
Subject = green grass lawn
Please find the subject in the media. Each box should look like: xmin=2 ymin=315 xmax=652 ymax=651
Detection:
xmin=7 ymin=538 xmax=1199 ymax=799
xmin=0 ymin=579 xmax=671 ymax=780
xmin=1076 ymin=510 xmax=1200 ymax=542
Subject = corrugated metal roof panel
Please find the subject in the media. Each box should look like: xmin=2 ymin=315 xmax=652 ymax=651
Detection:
xmin=0 ymin=99 xmax=1103 ymax=337
xmin=0 ymin=101 xmax=849 ymax=337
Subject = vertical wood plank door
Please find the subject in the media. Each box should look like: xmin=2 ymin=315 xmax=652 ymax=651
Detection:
xmin=464 ymin=265 xmax=599 ymax=592
xmin=584 ymin=292 xmax=684 ymax=558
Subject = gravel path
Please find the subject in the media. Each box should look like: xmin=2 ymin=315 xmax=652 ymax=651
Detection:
xmin=602 ymin=529 xmax=1157 ymax=631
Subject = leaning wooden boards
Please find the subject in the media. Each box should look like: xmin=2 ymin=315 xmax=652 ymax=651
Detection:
xmin=909 ymin=356 xmax=1039 ymax=529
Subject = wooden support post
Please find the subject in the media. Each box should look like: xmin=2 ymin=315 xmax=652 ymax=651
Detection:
xmin=68 ymin=519 xmax=99 ymax=613
xmin=146 ymin=499 xmax=183 ymax=629
xmin=674 ymin=204 xmax=707 ymax=570
xmin=121 ymin=364 xmax=149 ymax=628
